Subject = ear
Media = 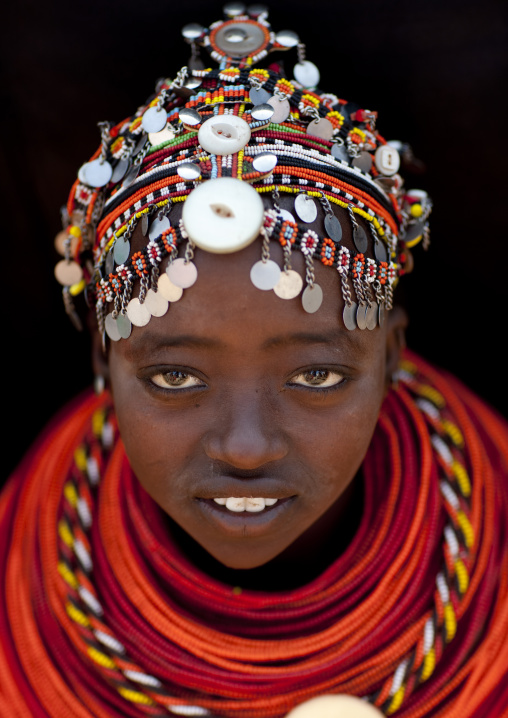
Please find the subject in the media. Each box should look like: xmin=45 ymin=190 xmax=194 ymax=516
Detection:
xmin=385 ymin=304 xmax=408 ymax=386
xmin=88 ymin=310 xmax=110 ymax=385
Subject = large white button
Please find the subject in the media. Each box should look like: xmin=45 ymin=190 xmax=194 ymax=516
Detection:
xmin=198 ymin=115 xmax=251 ymax=155
xmin=182 ymin=177 xmax=264 ymax=253
xmin=375 ymin=144 xmax=400 ymax=176
xmin=285 ymin=695 xmax=384 ymax=718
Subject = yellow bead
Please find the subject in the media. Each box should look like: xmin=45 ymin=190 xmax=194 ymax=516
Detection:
xmin=69 ymin=279 xmax=86 ymax=296
xmin=69 ymin=225 xmax=82 ymax=238
xmin=410 ymin=203 xmax=423 ymax=218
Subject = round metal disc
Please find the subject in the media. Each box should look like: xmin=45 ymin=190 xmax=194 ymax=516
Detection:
xmin=273 ymin=269 xmax=303 ymax=299
xmin=177 ymin=162 xmax=202 ymax=180
xmin=378 ymin=302 xmax=386 ymax=327
xmin=306 ymin=117 xmax=334 ymax=140
xmin=182 ymin=23 xmax=205 ymax=40
xmin=149 ymin=125 xmax=176 ymax=146
xmin=159 ymin=272 xmax=184 ymax=301
xmin=179 ymin=107 xmax=203 ymax=126
xmin=122 ymin=163 xmax=141 ymax=188
xmin=301 ymin=284 xmax=323 ymax=313
xmin=223 ymin=2 xmax=246 ymax=16
xmin=111 ymin=158 xmax=130 ymax=183
xmin=343 ymin=302 xmax=357 ymax=331
xmin=280 ymin=209 xmax=296 ymax=222
xmin=149 ymin=215 xmax=171 ymax=241
xmin=167 ymin=258 xmax=198 ymax=288
xmin=214 ymin=21 xmax=265 ymax=57
xmin=78 ymin=164 xmax=88 ymax=183
xmin=404 ymin=219 xmax=426 ymax=243
xmin=54 ymin=230 xmax=79 ymax=257
xmin=248 ymin=4 xmax=268 ymax=18
xmin=295 ymin=194 xmax=317 ymax=223
xmin=133 ymin=134 xmax=148 ymax=156
xmin=250 ymin=260 xmax=281 ymax=290
xmin=276 ymin=29 xmax=299 ymax=47
xmin=374 ymin=239 xmax=388 ymax=263
xmin=143 ymin=288 xmax=169 ymax=317
xmin=54 ymin=260 xmax=83 ymax=286
xmin=324 ymin=214 xmax=342 ymax=242
xmin=293 ymin=60 xmax=320 ymax=88
xmin=126 ymin=298 xmax=151 ymax=327
xmin=105 ymin=251 xmax=114 ymax=275
xmin=352 ymin=151 xmax=373 ymax=173
xmin=252 ymin=152 xmax=277 ymax=173
xmin=331 ymin=143 xmax=350 ymax=163
xmin=116 ymin=313 xmax=132 ymax=339
xmin=356 ymin=303 xmax=368 ymax=330
xmin=84 ymin=159 xmax=113 ymax=188
xmin=105 ymin=313 xmax=121 ymax=342
xmin=267 ymin=96 xmax=290 ymax=123
xmin=141 ymin=214 xmax=149 ymax=236
xmin=251 ymin=103 xmax=275 ymax=121
xmin=142 ymin=106 xmax=168 ymax=134
xmin=366 ymin=303 xmax=378 ymax=330
xmin=113 ymin=237 xmax=130 ymax=265
xmin=353 ymin=225 xmax=369 ymax=253
xmin=250 ymin=87 xmax=271 ymax=105
xmin=185 ymin=77 xmax=202 ymax=91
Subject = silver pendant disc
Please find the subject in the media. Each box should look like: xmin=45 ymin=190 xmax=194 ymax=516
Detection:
xmin=159 ymin=273 xmax=183 ymax=301
xmin=279 ymin=209 xmax=296 ymax=223
xmin=252 ymin=152 xmax=278 ymax=173
xmin=331 ymin=143 xmax=350 ymax=163
xmin=111 ymin=158 xmax=130 ymax=183
xmin=122 ymin=163 xmax=141 ymax=189
xmin=374 ymin=240 xmax=388 ymax=263
xmin=301 ymin=284 xmax=323 ymax=313
xmin=306 ymin=118 xmax=334 ymax=140
xmin=133 ymin=133 xmax=148 ymax=156
xmin=54 ymin=260 xmax=83 ymax=286
xmin=250 ymin=260 xmax=281 ymax=290
xmin=353 ymin=225 xmax=369 ymax=253
xmin=343 ymin=302 xmax=357 ymax=331
xmin=293 ymin=60 xmax=320 ymax=88
xmin=105 ymin=313 xmax=121 ymax=342
xmin=149 ymin=215 xmax=171 ymax=241
xmin=267 ymin=96 xmax=290 ymax=124
xmin=324 ymin=214 xmax=342 ymax=242
xmin=149 ymin=125 xmax=176 ymax=146
xmin=141 ymin=214 xmax=149 ymax=236
xmin=113 ymin=237 xmax=130 ymax=265
xmin=167 ymin=258 xmax=198 ymax=288
xmin=378 ymin=303 xmax=386 ymax=327
xmin=142 ymin=106 xmax=168 ymax=134
xmin=143 ymin=288 xmax=169 ymax=317
xmin=352 ymin=151 xmax=373 ymax=173
xmin=177 ymin=162 xmax=202 ymax=180
xmin=366 ymin=303 xmax=378 ymax=330
xmin=116 ymin=313 xmax=132 ymax=339
xmin=356 ymin=303 xmax=368 ymax=330
xmin=295 ymin=194 xmax=317 ymax=223
xmin=250 ymin=87 xmax=271 ymax=105
xmin=251 ymin=103 xmax=275 ymax=121
xmin=105 ymin=251 xmax=114 ymax=275
xmin=84 ymin=159 xmax=113 ymax=188
xmin=179 ymin=108 xmax=202 ymax=126
xmin=126 ymin=298 xmax=151 ymax=327
xmin=273 ymin=269 xmax=303 ymax=299
xmin=275 ymin=29 xmax=299 ymax=47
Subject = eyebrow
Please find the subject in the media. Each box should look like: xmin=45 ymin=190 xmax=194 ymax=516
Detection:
xmin=262 ymin=330 xmax=360 ymax=351
xmin=125 ymin=334 xmax=226 ymax=359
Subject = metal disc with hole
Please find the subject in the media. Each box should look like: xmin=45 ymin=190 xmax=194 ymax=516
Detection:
xmin=302 ymin=284 xmax=323 ymax=313
xmin=295 ymin=194 xmax=317 ymax=223
xmin=331 ymin=143 xmax=350 ymax=163
xmin=144 ymin=289 xmax=169 ymax=317
xmin=250 ymin=260 xmax=281 ymax=290
xmin=214 ymin=21 xmax=266 ymax=57
xmin=167 ymin=258 xmax=198 ymax=288
xmin=250 ymin=87 xmax=271 ymax=105
xmin=105 ymin=313 xmax=121 ymax=341
xmin=159 ymin=273 xmax=184 ymax=301
xmin=324 ymin=214 xmax=342 ymax=242
xmin=267 ymin=96 xmax=290 ymax=123
xmin=343 ymin=302 xmax=357 ymax=330
xmin=111 ymin=158 xmax=130 ymax=183
xmin=177 ymin=162 xmax=202 ymax=180
xmin=366 ymin=303 xmax=378 ymax=330
xmin=306 ymin=118 xmax=334 ymax=140
xmin=252 ymin=152 xmax=277 ymax=173
xmin=116 ymin=313 xmax=132 ymax=339
xmin=84 ymin=159 xmax=113 ymax=188
xmin=149 ymin=215 xmax=171 ymax=241
xmin=356 ymin=303 xmax=368 ymax=330
xmin=113 ymin=237 xmax=130 ymax=265
xmin=276 ymin=29 xmax=299 ymax=47
xmin=374 ymin=240 xmax=388 ymax=263
xmin=251 ymin=103 xmax=275 ymax=121
xmin=54 ymin=260 xmax=83 ymax=286
xmin=179 ymin=107 xmax=202 ymax=126
xmin=126 ymin=298 xmax=151 ymax=327
xmin=293 ymin=60 xmax=320 ymax=88
xmin=352 ymin=151 xmax=373 ymax=173
xmin=273 ymin=269 xmax=303 ymax=299
xmin=142 ymin=106 xmax=168 ymax=134
xmin=353 ymin=225 xmax=369 ymax=253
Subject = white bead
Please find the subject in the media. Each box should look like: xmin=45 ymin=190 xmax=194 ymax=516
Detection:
xmin=198 ymin=115 xmax=251 ymax=155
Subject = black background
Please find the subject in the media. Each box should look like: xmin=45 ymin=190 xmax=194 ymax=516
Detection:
xmin=2 ymin=0 xmax=507 ymax=479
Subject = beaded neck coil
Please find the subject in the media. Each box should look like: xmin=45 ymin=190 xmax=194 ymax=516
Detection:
xmin=55 ymin=4 xmax=431 ymax=341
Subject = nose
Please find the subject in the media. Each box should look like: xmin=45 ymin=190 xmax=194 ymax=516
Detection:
xmin=204 ymin=390 xmax=289 ymax=470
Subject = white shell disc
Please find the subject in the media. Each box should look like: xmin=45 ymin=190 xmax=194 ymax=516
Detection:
xmin=295 ymin=194 xmax=317 ymax=223
xmin=286 ymin=694 xmax=384 ymax=718
xmin=198 ymin=115 xmax=251 ymax=155
xmin=105 ymin=313 xmax=121 ymax=342
xmin=84 ymin=158 xmax=113 ymax=188
xmin=293 ymin=60 xmax=320 ymax=88
xmin=143 ymin=288 xmax=169 ymax=317
xmin=142 ymin=106 xmax=168 ymax=134
xmin=250 ymin=260 xmax=281 ymax=290
xmin=273 ymin=269 xmax=303 ymax=299
xmin=166 ymin=258 xmax=198 ymax=288
xmin=182 ymin=177 xmax=264 ymax=253
xmin=126 ymin=298 xmax=151 ymax=327
xmin=116 ymin=313 xmax=132 ymax=339
xmin=159 ymin=273 xmax=184 ymax=301
xmin=301 ymin=284 xmax=323 ymax=313
xmin=54 ymin=260 xmax=83 ymax=286
xmin=306 ymin=117 xmax=334 ymax=140
xmin=267 ymin=96 xmax=290 ymax=123
xmin=375 ymin=144 xmax=400 ymax=176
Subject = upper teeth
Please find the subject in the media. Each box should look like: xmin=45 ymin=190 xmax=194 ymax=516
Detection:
xmin=213 ymin=497 xmax=278 ymax=512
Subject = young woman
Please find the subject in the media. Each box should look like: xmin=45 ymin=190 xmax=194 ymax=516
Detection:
xmin=1 ymin=6 xmax=507 ymax=717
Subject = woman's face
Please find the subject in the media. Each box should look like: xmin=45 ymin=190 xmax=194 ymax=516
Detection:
xmin=107 ymin=236 xmax=397 ymax=570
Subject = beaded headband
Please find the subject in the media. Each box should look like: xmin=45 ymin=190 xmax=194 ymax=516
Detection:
xmin=55 ymin=3 xmax=432 ymax=341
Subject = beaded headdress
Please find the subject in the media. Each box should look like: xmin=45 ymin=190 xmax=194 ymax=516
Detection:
xmin=55 ymin=3 xmax=432 ymax=342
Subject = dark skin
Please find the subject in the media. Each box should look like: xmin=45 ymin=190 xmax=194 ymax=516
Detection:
xmin=93 ymin=205 xmax=407 ymax=591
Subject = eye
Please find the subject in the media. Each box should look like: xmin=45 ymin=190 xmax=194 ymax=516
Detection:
xmin=150 ymin=370 xmax=205 ymax=390
xmin=289 ymin=369 xmax=345 ymax=389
